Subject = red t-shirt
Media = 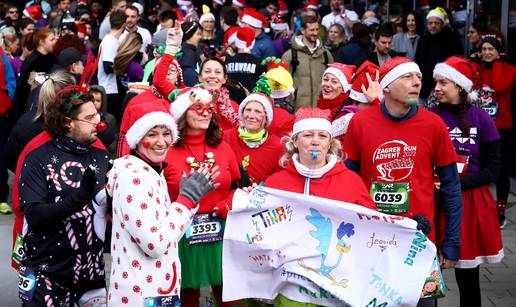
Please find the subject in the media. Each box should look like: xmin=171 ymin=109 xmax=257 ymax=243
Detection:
xmin=163 ymin=132 xmax=240 ymax=215
xmin=223 ymin=127 xmax=284 ymax=184
xmin=344 ymin=105 xmax=457 ymax=240
xmin=268 ymin=107 xmax=294 ymax=138
xmin=264 ymin=161 xmax=377 ymax=211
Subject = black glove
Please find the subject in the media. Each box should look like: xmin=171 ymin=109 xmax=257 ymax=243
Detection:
xmin=74 ymin=166 xmax=97 ymax=203
xmin=411 ymin=214 xmax=432 ymax=235
xmin=179 ymin=170 xmax=215 ymax=204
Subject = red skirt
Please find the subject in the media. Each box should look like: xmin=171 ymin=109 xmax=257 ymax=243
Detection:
xmin=438 ymin=185 xmax=504 ymax=268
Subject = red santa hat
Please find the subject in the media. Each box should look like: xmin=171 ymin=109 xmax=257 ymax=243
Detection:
xmin=23 ymin=5 xmax=43 ymax=21
xmin=305 ymin=0 xmax=319 ymax=11
xmin=271 ymin=14 xmax=289 ymax=32
xmin=349 ymin=61 xmax=380 ymax=103
xmin=241 ymin=8 xmax=267 ymax=30
xmin=323 ymin=63 xmax=356 ymax=93
xmin=233 ymin=26 xmax=256 ymax=50
xmin=232 ymin=0 xmax=247 ymax=8
xmin=433 ymin=56 xmax=479 ymax=92
xmin=226 ymin=26 xmax=240 ymax=46
xmin=125 ymin=103 xmax=179 ymax=149
xmin=379 ymin=56 xmax=421 ymax=89
xmin=278 ymin=0 xmax=289 ymax=15
xmin=292 ymin=107 xmax=332 ymax=136
xmin=239 ymin=93 xmax=274 ymax=125
xmin=170 ymin=86 xmax=213 ymax=121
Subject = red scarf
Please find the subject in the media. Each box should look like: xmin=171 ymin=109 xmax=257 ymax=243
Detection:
xmin=316 ymin=92 xmax=349 ymax=118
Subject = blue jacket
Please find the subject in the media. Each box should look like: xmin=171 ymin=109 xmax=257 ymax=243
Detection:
xmin=2 ymin=51 xmax=15 ymax=99
xmin=336 ymin=39 xmax=370 ymax=67
xmin=252 ymin=32 xmax=278 ymax=60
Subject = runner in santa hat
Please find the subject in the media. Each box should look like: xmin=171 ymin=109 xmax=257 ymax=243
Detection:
xmin=163 ymin=86 xmax=242 ymax=307
xmin=317 ymin=63 xmax=355 ymax=116
xmin=224 ymin=75 xmax=285 ymax=186
xmin=118 ymin=24 xmax=185 ymax=157
xmin=240 ymin=8 xmax=278 ymax=59
xmin=107 ymin=102 xmax=219 ymax=306
xmin=332 ymin=60 xmax=381 ymax=146
xmin=431 ymin=56 xmax=503 ymax=306
xmin=278 ymin=0 xmax=289 ymax=16
xmin=344 ymin=57 xmax=462 ymax=285
xmin=263 ymin=107 xmax=376 ymax=305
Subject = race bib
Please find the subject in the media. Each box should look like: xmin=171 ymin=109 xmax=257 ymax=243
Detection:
xmin=145 ymin=295 xmax=180 ymax=306
xmin=185 ymin=213 xmax=223 ymax=245
xmin=12 ymin=235 xmax=25 ymax=265
xmin=370 ymin=182 xmax=410 ymax=214
xmin=18 ymin=266 xmax=37 ymax=301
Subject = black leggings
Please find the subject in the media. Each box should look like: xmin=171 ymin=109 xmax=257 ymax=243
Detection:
xmin=496 ymin=128 xmax=512 ymax=201
xmin=455 ymin=266 xmax=481 ymax=307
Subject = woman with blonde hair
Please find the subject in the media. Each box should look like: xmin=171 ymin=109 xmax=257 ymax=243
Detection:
xmin=114 ymin=31 xmax=144 ymax=88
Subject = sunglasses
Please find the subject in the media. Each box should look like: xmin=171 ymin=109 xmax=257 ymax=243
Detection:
xmin=189 ymin=102 xmax=216 ymax=115
xmin=9 ymin=10 xmax=19 ymax=14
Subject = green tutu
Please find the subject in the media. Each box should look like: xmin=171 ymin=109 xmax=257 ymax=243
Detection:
xmin=274 ymin=294 xmax=318 ymax=307
xmin=179 ymin=222 xmax=224 ymax=289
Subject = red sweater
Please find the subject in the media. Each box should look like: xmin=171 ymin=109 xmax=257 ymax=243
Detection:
xmin=268 ymin=107 xmax=294 ymax=138
xmin=163 ymin=132 xmax=240 ymax=215
xmin=264 ymin=160 xmax=377 ymax=211
xmin=317 ymin=93 xmax=348 ymax=118
xmin=223 ymin=127 xmax=284 ymax=184
xmin=480 ymin=60 xmax=515 ymax=129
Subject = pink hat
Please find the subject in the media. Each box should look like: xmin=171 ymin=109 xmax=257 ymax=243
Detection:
xmin=125 ymin=103 xmax=178 ymax=149
xmin=323 ymin=63 xmax=356 ymax=93
xmin=433 ymin=56 xmax=480 ymax=92
xmin=292 ymin=107 xmax=332 ymax=136
xmin=241 ymin=8 xmax=267 ymax=29
xmin=349 ymin=61 xmax=380 ymax=103
xmin=233 ymin=26 xmax=256 ymax=49
xmin=232 ymin=0 xmax=247 ymax=8
xmin=379 ymin=56 xmax=421 ymax=89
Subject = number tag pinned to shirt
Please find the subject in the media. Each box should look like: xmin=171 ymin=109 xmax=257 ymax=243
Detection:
xmin=12 ymin=235 xmax=25 ymax=265
xmin=185 ymin=213 xmax=223 ymax=245
xmin=18 ymin=266 xmax=37 ymax=301
xmin=145 ymin=295 xmax=180 ymax=306
xmin=370 ymin=182 xmax=410 ymax=214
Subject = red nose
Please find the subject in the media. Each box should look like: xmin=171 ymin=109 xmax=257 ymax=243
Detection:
xmin=97 ymin=121 xmax=107 ymax=133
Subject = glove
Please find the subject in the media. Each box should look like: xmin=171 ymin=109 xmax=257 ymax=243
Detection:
xmin=75 ymin=166 xmax=97 ymax=204
xmin=411 ymin=214 xmax=432 ymax=235
xmin=166 ymin=25 xmax=183 ymax=55
xmin=179 ymin=170 xmax=215 ymax=204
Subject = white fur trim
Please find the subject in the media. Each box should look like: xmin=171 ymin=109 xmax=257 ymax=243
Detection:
xmin=234 ymin=36 xmax=255 ymax=49
xmin=307 ymin=4 xmax=318 ymax=10
xmin=331 ymin=113 xmax=355 ymax=137
xmin=455 ymin=249 xmax=504 ymax=269
xmin=433 ymin=62 xmax=473 ymax=91
xmin=270 ymin=87 xmax=295 ymax=99
xmin=426 ymin=11 xmax=445 ymax=22
xmin=293 ymin=118 xmax=332 ymax=135
xmin=233 ymin=0 xmax=246 ymax=7
xmin=126 ymin=112 xmax=179 ymax=149
xmin=239 ymin=93 xmax=273 ymax=125
xmin=349 ymin=89 xmax=369 ymax=103
xmin=170 ymin=88 xmax=212 ymax=121
xmin=199 ymin=13 xmax=215 ymax=24
xmin=324 ymin=67 xmax=351 ymax=92
xmin=271 ymin=23 xmax=289 ymax=32
xmin=242 ymin=14 xmax=262 ymax=28
xmin=380 ymin=62 xmax=421 ymax=89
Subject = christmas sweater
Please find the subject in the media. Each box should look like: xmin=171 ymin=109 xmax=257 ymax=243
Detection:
xmin=223 ymin=127 xmax=284 ymax=185
xmin=106 ymin=154 xmax=197 ymax=306
xmin=164 ymin=132 xmax=240 ymax=215
xmin=18 ymin=135 xmax=108 ymax=297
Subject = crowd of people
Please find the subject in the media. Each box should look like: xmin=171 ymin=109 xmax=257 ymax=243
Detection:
xmin=0 ymin=0 xmax=514 ymax=306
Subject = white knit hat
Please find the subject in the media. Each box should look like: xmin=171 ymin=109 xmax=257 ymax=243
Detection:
xmin=239 ymin=93 xmax=273 ymax=125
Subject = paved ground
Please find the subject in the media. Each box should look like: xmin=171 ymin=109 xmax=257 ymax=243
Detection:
xmin=1 ymin=181 xmax=515 ymax=306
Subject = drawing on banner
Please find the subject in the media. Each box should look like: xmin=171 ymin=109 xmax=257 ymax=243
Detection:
xmin=248 ymin=188 xmax=269 ymax=209
xmin=297 ymin=208 xmax=354 ymax=287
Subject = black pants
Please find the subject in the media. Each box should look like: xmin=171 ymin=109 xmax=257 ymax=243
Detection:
xmin=106 ymin=93 xmax=122 ymax=124
xmin=496 ymin=128 xmax=513 ymax=201
xmin=455 ymin=266 xmax=481 ymax=307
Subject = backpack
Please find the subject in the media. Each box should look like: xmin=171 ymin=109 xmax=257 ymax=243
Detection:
xmin=290 ymin=47 xmax=329 ymax=75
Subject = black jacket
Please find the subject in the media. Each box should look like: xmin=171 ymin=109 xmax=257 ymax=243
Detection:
xmin=179 ymin=43 xmax=201 ymax=87
xmin=365 ymin=49 xmax=404 ymax=66
xmin=415 ymin=27 xmax=463 ymax=99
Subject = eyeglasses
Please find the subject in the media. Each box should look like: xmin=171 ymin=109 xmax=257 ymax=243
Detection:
xmin=189 ymin=102 xmax=215 ymax=115
xmin=71 ymin=113 xmax=101 ymax=125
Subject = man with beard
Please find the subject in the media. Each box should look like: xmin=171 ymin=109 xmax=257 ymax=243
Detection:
xmin=282 ymin=15 xmax=333 ymax=109
xmin=119 ymin=5 xmax=152 ymax=54
xmin=17 ymin=89 xmax=108 ymax=306
xmin=344 ymin=58 xmax=462 ymax=305
xmin=365 ymin=24 xmax=402 ymax=66
xmin=321 ymin=0 xmax=359 ymax=40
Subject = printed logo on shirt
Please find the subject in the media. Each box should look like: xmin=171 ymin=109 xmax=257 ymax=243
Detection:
xmin=479 ymin=86 xmax=498 ymax=119
xmin=448 ymin=127 xmax=477 ymax=145
xmin=226 ymin=62 xmax=257 ymax=74
xmin=372 ymin=140 xmax=416 ymax=182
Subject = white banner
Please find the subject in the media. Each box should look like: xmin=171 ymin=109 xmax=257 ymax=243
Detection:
xmin=222 ymin=187 xmax=437 ymax=307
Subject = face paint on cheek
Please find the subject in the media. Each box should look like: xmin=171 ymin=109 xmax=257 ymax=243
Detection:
xmin=142 ymin=141 xmax=151 ymax=149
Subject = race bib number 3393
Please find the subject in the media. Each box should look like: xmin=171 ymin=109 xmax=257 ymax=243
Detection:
xmin=185 ymin=213 xmax=223 ymax=245
xmin=370 ymin=182 xmax=409 ymax=214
